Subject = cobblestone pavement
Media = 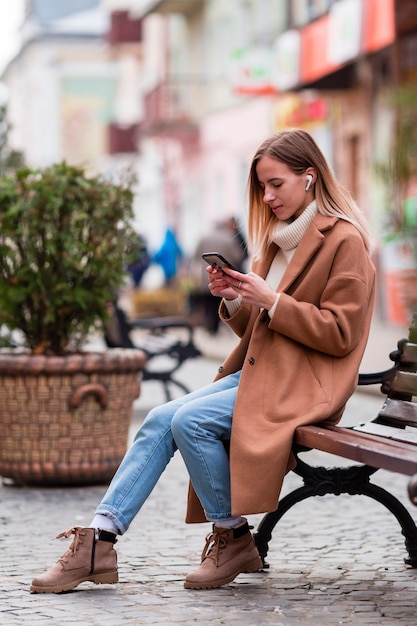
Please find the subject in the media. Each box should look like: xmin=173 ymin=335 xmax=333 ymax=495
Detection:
xmin=1 ymin=356 xmax=417 ymax=626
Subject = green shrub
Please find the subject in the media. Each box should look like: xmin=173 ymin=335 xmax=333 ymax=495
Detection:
xmin=0 ymin=162 xmax=139 ymax=354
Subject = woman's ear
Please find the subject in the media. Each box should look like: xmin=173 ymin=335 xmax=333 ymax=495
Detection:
xmin=305 ymin=168 xmax=316 ymax=191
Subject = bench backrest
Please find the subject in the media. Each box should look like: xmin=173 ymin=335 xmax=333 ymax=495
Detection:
xmin=363 ymin=309 xmax=417 ymax=431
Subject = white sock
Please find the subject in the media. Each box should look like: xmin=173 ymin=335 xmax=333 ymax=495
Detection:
xmin=213 ymin=516 xmax=246 ymax=529
xmin=90 ymin=514 xmax=119 ymax=535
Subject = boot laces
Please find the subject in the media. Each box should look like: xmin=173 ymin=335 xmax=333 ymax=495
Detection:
xmin=201 ymin=529 xmax=227 ymax=566
xmin=54 ymin=526 xmax=87 ymax=563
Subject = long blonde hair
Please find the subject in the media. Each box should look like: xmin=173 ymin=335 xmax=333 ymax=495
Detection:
xmin=248 ymin=128 xmax=374 ymax=258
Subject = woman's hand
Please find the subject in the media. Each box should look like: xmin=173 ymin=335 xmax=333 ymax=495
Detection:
xmin=206 ymin=266 xmax=277 ymax=310
xmin=206 ymin=265 xmax=240 ymax=300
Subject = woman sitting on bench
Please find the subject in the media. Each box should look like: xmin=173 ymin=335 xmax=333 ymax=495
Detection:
xmin=31 ymin=128 xmax=375 ymax=594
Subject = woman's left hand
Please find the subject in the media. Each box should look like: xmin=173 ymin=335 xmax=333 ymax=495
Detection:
xmin=221 ymin=269 xmax=277 ymax=310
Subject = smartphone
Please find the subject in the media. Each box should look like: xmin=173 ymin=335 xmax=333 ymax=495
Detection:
xmin=201 ymin=252 xmax=238 ymax=272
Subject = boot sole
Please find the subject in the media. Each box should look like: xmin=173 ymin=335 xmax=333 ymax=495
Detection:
xmin=30 ymin=571 xmax=118 ymax=594
xmin=184 ymin=555 xmax=262 ymax=590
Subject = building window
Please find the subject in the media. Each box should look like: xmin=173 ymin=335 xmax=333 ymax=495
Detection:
xmin=107 ymin=11 xmax=142 ymax=44
xmin=252 ymin=0 xmax=289 ymax=43
xmin=289 ymin=0 xmax=333 ymax=27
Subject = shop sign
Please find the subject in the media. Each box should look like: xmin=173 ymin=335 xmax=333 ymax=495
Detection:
xmin=327 ymin=0 xmax=363 ymax=65
xmin=272 ymin=30 xmax=301 ymax=91
xmin=300 ymin=15 xmax=341 ymax=83
xmin=362 ymin=0 xmax=395 ymax=52
xmin=231 ymin=46 xmax=275 ymax=95
xmin=274 ymin=94 xmax=331 ymax=130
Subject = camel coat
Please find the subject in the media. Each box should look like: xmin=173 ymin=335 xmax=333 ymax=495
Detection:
xmin=185 ymin=214 xmax=376 ymax=523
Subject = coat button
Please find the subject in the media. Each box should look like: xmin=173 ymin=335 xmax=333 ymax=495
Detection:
xmin=218 ymin=366 xmax=224 ymax=373
xmin=248 ymin=357 xmax=255 ymax=365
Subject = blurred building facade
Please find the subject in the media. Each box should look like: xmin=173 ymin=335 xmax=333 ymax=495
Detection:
xmin=2 ymin=0 xmax=417 ymax=323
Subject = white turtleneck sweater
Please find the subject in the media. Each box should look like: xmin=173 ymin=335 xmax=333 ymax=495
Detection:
xmin=224 ymin=200 xmax=318 ymax=318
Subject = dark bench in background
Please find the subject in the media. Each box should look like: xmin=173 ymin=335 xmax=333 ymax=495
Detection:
xmin=254 ymin=310 xmax=417 ymax=569
xmin=104 ymin=302 xmax=201 ymax=401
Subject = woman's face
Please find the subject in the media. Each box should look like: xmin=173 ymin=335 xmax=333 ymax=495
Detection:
xmin=256 ymin=156 xmax=314 ymax=221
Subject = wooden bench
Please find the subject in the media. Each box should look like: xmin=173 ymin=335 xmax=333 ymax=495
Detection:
xmin=104 ymin=302 xmax=201 ymax=401
xmin=254 ymin=310 xmax=417 ymax=569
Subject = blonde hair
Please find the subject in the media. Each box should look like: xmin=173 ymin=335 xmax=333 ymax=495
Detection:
xmin=248 ymin=128 xmax=374 ymax=258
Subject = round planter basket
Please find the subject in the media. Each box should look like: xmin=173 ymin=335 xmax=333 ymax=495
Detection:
xmin=0 ymin=348 xmax=146 ymax=486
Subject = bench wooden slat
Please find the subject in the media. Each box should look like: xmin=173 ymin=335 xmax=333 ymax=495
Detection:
xmin=295 ymin=424 xmax=417 ymax=476
xmin=410 ymin=322 xmax=417 ymax=344
xmin=352 ymin=421 xmax=417 ymax=445
xmin=391 ymin=371 xmax=417 ymax=395
xmin=379 ymin=398 xmax=417 ymax=425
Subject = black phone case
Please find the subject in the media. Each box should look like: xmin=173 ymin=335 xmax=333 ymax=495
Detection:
xmin=201 ymin=253 xmax=238 ymax=271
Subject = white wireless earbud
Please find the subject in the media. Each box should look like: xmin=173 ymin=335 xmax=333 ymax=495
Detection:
xmin=305 ymin=174 xmax=313 ymax=191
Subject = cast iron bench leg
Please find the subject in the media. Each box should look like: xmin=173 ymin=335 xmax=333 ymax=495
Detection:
xmin=253 ymin=454 xmax=417 ymax=569
xmin=161 ymin=378 xmax=190 ymax=402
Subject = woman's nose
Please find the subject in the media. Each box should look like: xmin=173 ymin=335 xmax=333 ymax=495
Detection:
xmin=263 ymin=188 xmax=274 ymax=203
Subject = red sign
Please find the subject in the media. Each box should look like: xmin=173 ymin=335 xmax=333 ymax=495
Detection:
xmin=300 ymin=15 xmax=341 ymax=84
xmin=362 ymin=0 xmax=395 ymax=53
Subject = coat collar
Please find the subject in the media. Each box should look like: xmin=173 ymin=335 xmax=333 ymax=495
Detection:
xmin=254 ymin=214 xmax=338 ymax=293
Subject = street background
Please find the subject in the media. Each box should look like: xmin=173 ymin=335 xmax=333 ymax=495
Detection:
xmin=1 ymin=314 xmax=417 ymax=626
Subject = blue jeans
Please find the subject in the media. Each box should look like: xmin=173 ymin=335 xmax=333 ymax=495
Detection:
xmin=96 ymin=371 xmax=241 ymax=534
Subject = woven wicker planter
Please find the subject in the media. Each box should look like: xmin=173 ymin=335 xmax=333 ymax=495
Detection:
xmin=0 ymin=348 xmax=146 ymax=486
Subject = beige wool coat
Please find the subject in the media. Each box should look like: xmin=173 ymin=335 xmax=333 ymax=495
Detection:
xmin=186 ymin=214 xmax=376 ymax=523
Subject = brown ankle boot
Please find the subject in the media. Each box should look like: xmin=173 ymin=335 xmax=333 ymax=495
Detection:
xmin=184 ymin=522 xmax=262 ymax=589
xmin=30 ymin=527 xmax=118 ymax=593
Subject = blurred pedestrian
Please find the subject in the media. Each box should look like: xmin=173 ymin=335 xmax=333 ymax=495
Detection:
xmin=31 ymin=128 xmax=375 ymax=594
xmin=126 ymin=234 xmax=150 ymax=288
xmin=153 ymin=228 xmax=183 ymax=287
